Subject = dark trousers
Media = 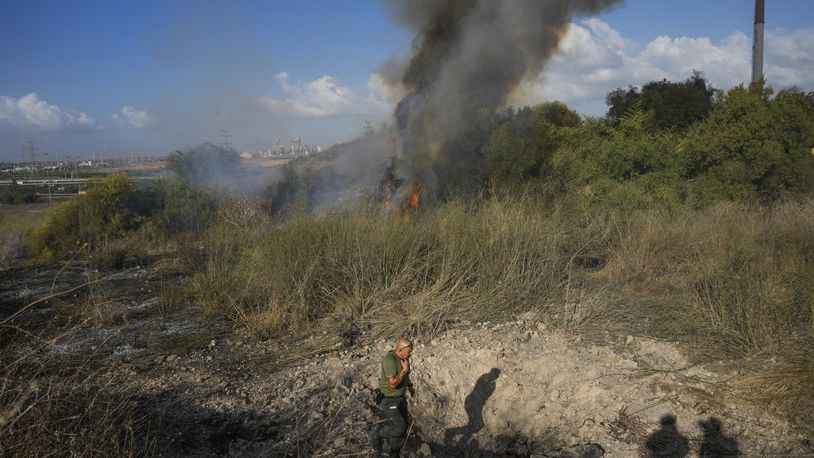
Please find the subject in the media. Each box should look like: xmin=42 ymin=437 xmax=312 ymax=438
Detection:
xmin=377 ymin=396 xmax=409 ymax=454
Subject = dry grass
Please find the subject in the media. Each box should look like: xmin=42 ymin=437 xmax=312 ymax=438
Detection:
xmin=0 ymin=203 xmax=53 ymax=269
xmin=189 ymin=195 xmax=585 ymax=340
xmin=0 ymin=357 xmax=157 ymax=457
xmin=600 ymin=199 xmax=814 ymax=425
xmin=176 ymin=194 xmax=814 ymax=431
xmin=0 ymin=281 xmax=158 ymax=456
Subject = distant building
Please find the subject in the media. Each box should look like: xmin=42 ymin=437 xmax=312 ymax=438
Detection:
xmin=253 ymin=137 xmax=322 ymax=158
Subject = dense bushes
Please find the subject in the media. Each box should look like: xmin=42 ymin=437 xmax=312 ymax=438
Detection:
xmin=606 ymin=71 xmax=715 ymax=130
xmin=0 ymin=183 xmax=38 ymax=204
xmin=29 ymin=174 xmax=215 ymax=262
xmin=681 ymin=85 xmax=814 ymax=202
xmin=542 ymin=82 xmax=814 ymax=210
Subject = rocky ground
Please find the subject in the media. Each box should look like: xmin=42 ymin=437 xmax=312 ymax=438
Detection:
xmin=2 ymin=263 xmax=812 ymax=457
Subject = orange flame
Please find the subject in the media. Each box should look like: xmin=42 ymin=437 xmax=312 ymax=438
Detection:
xmin=410 ymin=190 xmax=419 ymax=209
xmin=410 ymin=180 xmax=421 ymax=211
xmin=400 ymin=180 xmax=421 ymax=223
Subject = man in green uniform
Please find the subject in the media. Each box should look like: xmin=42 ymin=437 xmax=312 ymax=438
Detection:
xmin=373 ymin=338 xmax=415 ymax=457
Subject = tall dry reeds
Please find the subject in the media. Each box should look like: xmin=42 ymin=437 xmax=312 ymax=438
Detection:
xmin=187 ymin=194 xmax=813 ymax=426
xmin=189 ymin=194 xmax=601 ymax=339
xmin=602 ymin=199 xmax=814 ymax=422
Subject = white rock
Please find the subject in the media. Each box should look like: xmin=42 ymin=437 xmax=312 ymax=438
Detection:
xmin=418 ymin=442 xmax=432 ymax=457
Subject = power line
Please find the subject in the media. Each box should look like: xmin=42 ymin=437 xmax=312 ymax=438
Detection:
xmin=23 ymin=140 xmax=38 ymax=163
xmin=220 ymin=129 xmax=233 ymax=149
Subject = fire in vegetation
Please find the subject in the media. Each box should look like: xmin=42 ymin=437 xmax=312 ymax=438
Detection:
xmin=266 ymin=0 xmax=623 ymax=216
xmin=384 ymin=0 xmax=623 ymax=202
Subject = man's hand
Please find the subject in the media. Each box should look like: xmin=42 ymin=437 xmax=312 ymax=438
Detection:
xmin=408 ymin=386 xmax=416 ymax=398
xmin=400 ymin=358 xmax=410 ymax=375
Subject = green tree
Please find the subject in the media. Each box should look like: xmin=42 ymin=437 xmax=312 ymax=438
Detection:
xmin=484 ymin=106 xmax=562 ymax=185
xmin=682 ymin=83 xmax=814 ymax=203
xmin=29 ymin=174 xmax=139 ymax=260
xmin=534 ymin=101 xmax=582 ymax=128
xmin=0 ymin=182 xmax=38 ymax=204
xmin=29 ymin=174 xmax=218 ymax=261
xmin=167 ymin=142 xmax=240 ymax=186
xmin=138 ymin=178 xmax=216 ymax=237
xmin=606 ymin=72 xmax=715 ymax=130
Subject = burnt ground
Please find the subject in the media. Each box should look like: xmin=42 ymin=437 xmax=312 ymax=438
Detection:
xmin=1 ymin=263 xmax=812 ymax=457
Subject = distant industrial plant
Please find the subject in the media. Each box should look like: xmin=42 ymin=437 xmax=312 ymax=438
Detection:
xmin=239 ymin=137 xmax=322 ymax=160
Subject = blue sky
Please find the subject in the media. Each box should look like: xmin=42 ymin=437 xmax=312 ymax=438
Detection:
xmin=1 ymin=0 xmax=812 ymax=161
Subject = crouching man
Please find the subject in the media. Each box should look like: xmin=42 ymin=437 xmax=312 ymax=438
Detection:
xmin=373 ymin=338 xmax=415 ymax=457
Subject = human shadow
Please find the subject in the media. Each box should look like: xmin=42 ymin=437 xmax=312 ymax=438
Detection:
xmin=443 ymin=368 xmax=501 ymax=452
xmin=698 ymin=417 xmax=740 ymax=457
xmin=644 ymin=414 xmax=690 ymax=457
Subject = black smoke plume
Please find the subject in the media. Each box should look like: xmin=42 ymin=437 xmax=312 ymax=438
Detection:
xmin=264 ymin=1 xmax=623 ymax=215
xmin=384 ymin=0 xmax=623 ymax=200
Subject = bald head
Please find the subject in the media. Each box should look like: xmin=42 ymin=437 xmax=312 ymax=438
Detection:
xmin=395 ymin=338 xmax=413 ymax=359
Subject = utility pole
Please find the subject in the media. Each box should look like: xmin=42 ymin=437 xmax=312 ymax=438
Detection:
xmin=751 ymin=0 xmax=765 ymax=84
xmin=23 ymin=140 xmax=37 ymax=164
xmin=220 ymin=129 xmax=233 ymax=149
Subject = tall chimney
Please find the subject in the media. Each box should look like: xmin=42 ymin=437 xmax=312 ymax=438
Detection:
xmin=751 ymin=0 xmax=765 ymax=84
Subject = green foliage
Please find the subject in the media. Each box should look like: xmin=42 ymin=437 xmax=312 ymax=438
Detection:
xmin=682 ymin=83 xmax=814 ymax=203
xmin=533 ymin=101 xmax=582 ymax=127
xmin=606 ymin=71 xmax=715 ymax=130
xmin=30 ymin=174 xmax=138 ymax=261
xmin=541 ymin=81 xmax=814 ymax=211
xmin=29 ymin=174 xmax=217 ymax=262
xmin=484 ymin=104 xmax=572 ymax=185
xmin=261 ymin=163 xmax=312 ymax=218
xmin=166 ymin=142 xmax=240 ymax=186
xmin=139 ymin=178 xmax=216 ymax=237
xmin=0 ymin=183 xmax=38 ymax=204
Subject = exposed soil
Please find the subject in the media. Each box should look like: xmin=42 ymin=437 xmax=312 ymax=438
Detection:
xmin=2 ymin=264 xmax=811 ymax=457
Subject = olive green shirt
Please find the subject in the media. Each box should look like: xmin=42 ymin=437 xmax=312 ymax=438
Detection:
xmin=379 ymin=350 xmax=411 ymax=397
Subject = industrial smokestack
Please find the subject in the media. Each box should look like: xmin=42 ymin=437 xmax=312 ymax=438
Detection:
xmin=751 ymin=0 xmax=765 ymax=84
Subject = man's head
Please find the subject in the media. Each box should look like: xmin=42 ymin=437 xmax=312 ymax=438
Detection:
xmin=395 ymin=338 xmax=413 ymax=360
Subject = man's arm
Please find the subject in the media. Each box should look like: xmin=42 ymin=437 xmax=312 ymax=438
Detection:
xmin=386 ymin=358 xmax=410 ymax=388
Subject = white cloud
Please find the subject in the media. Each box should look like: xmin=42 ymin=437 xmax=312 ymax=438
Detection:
xmin=112 ymin=106 xmax=158 ymax=128
xmin=515 ymin=20 xmax=814 ymax=116
xmin=258 ymin=72 xmax=396 ymax=117
xmin=0 ymin=92 xmax=95 ymax=130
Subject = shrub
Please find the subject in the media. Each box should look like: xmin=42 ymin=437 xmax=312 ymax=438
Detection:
xmin=606 ymin=72 xmax=715 ymax=130
xmin=191 ymin=193 xmax=600 ymax=338
xmin=682 ymin=83 xmax=814 ymax=201
xmin=0 ymin=183 xmax=38 ymax=204
xmin=485 ymin=108 xmax=562 ymax=185
xmin=138 ymin=178 xmax=216 ymax=238
xmin=167 ymin=142 xmax=240 ymax=186
xmin=29 ymin=175 xmax=217 ymax=262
